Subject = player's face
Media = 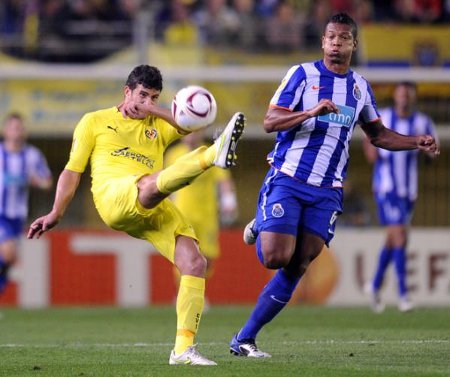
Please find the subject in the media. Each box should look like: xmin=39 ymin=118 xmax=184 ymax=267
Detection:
xmin=123 ymin=84 xmax=161 ymax=119
xmin=393 ymin=84 xmax=416 ymax=110
xmin=3 ymin=117 xmax=27 ymax=144
xmin=322 ymin=23 xmax=357 ymax=65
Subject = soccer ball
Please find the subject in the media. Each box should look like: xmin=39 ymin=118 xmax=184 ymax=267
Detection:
xmin=171 ymin=85 xmax=217 ymax=132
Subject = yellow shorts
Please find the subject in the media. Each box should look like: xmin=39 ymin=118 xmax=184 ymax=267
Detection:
xmin=93 ymin=175 xmax=197 ymax=263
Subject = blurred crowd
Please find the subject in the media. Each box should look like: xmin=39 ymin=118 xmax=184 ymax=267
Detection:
xmin=0 ymin=0 xmax=448 ymax=62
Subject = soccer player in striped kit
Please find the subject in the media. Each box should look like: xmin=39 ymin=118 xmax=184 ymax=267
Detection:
xmin=0 ymin=113 xmax=53 ymax=295
xmin=230 ymin=13 xmax=439 ymax=358
xmin=363 ymin=82 xmax=439 ymax=313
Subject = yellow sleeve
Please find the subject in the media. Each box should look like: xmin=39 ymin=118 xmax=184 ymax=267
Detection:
xmin=65 ymin=113 xmax=95 ymax=173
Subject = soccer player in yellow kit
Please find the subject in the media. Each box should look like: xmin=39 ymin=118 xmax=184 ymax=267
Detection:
xmin=27 ymin=65 xmax=245 ymax=366
xmin=165 ymin=131 xmax=238 ymax=297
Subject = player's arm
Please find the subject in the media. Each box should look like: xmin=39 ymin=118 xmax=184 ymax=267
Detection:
xmin=121 ymin=100 xmax=189 ymax=134
xmin=219 ymin=177 xmax=238 ymax=226
xmin=27 ymin=169 xmax=81 ymax=239
xmin=263 ymin=99 xmax=339 ymax=133
xmin=361 ymin=119 xmax=439 ymax=154
xmin=29 ymin=175 xmax=53 ymax=190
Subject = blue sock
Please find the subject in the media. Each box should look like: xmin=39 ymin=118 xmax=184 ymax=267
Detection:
xmin=393 ymin=247 xmax=407 ymax=296
xmin=0 ymin=255 xmax=8 ymax=293
xmin=373 ymin=246 xmax=393 ymax=291
xmin=237 ymin=269 xmax=300 ymax=341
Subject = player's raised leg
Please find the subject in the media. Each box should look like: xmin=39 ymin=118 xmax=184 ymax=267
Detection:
xmin=154 ymin=112 xmax=245 ymax=195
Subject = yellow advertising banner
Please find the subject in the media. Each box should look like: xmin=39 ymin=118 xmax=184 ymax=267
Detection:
xmin=0 ymin=79 xmax=125 ymax=135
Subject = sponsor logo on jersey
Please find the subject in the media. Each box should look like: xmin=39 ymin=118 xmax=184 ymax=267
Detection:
xmin=312 ymin=85 xmax=325 ymax=90
xmin=107 ymin=125 xmax=118 ymax=133
xmin=111 ymin=147 xmax=155 ymax=169
xmin=271 ymin=203 xmax=284 ymax=218
xmin=318 ymin=104 xmax=355 ymax=128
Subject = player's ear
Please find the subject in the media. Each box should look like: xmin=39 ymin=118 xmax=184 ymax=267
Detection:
xmin=321 ymin=35 xmax=326 ymax=50
xmin=353 ymin=38 xmax=358 ymax=51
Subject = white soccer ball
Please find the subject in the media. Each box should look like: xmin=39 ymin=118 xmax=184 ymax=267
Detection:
xmin=171 ymin=85 xmax=217 ymax=132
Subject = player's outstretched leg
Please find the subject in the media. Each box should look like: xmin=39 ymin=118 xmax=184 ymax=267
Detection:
xmin=229 ymin=333 xmax=271 ymax=358
xmin=213 ymin=112 xmax=245 ymax=168
xmin=169 ymin=345 xmax=217 ymax=366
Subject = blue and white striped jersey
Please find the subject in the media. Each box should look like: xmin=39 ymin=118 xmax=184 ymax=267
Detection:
xmin=267 ymin=60 xmax=380 ymax=188
xmin=0 ymin=143 xmax=51 ymax=219
xmin=373 ymin=108 xmax=437 ymax=201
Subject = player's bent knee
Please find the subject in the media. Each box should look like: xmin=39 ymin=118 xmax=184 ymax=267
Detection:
xmin=262 ymin=252 xmax=289 ymax=270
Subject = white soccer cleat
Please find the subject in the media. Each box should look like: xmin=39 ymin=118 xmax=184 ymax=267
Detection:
xmin=364 ymin=281 xmax=385 ymax=314
xmin=398 ymin=297 xmax=414 ymax=312
xmin=229 ymin=334 xmax=272 ymax=358
xmin=213 ymin=112 xmax=245 ymax=168
xmin=243 ymin=218 xmax=257 ymax=245
xmin=169 ymin=345 xmax=217 ymax=366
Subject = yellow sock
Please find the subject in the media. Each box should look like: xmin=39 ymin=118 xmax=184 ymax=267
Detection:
xmin=156 ymin=146 xmax=214 ymax=195
xmin=174 ymin=275 xmax=205 ymax=355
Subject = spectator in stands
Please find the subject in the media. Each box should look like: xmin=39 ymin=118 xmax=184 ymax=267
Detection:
xmin=232 ymin=0 xmax=261 ymax=50
xmin=264 ymin=0 xmax=304 ymax=53
xmin=192 ymin=0 xmax=240 ymax=46
xmin=0 ymin=113 xmax=53 ymax=296
xmin=160 ymin=0 xmax=200 ymax=46
xmin=303 ymin=0 xmax=332 ymax=50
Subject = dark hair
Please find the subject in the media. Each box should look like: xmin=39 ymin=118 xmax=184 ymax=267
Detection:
xmin=396 ymin=81 xmax=417 ymax=91
xmin=4 ymin=112 xmax=24 ymax=123
xmin=326 ymin=13 xmax=358 ymax=39
xmin=125 ymin=65 xmax=163 ymax=91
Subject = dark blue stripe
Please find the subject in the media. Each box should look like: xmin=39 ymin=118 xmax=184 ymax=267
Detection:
xmin=1 ymin=146 xmax=7 ymax=215
xmin=322 ymin=74 xmax=356 ymax=186
xmin=295 ymin=61 xmax=334 ymax=182
xmin=18 ymin=149 xmax=27 ymax=209
xmin=388 ymin=109 xmax=397 ymax=195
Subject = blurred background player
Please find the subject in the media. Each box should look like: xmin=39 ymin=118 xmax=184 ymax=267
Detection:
xmin=363 ymin=81 xmax=439 ymax=313
xmin=165 ymin=130 xmax=238 ymax=305
xmin=0 ymin=113 xmax=53 ymax=295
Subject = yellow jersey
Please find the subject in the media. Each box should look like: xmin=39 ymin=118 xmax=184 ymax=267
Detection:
xmin=66 ymin=107 xmax=182 ymax=194
xmin=65 ymin=107 xmax=196 ymax=262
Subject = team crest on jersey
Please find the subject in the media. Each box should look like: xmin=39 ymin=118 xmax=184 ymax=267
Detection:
xmin=145 ymin=128 xmax=157 ymax=140
xmin=353 ymin=84 xmax=361 ymax=100
xmin=272 ymin=203 xmax=285 ymax=218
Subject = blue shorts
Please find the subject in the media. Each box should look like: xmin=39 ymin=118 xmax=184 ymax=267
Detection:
xmin=375 ymin=193 xmax=414 ymax=225
xmin=254 ymin=168 xmax=343 ymax=246
xmin=0 ymin=216 xmax=24 ymax=243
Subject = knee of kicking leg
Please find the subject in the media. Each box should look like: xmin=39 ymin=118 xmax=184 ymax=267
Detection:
xmin=260 ymin=248 xmax=291 ymax=269
xmin=176 ymin=250 xmax=207 ymax=277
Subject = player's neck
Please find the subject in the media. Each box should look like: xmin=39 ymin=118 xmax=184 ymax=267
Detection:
xmin=4 ymin=140 xmax=23 ymax=152
xmin=395 ymin=106 xmax=413 ymax=118
xmin=323 ymin=59 xmax=350 ymax=75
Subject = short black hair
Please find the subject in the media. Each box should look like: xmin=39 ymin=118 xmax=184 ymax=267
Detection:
xmin=396 ymin=81 xmax=417 ymax=91
xmin=326 ymin=13 xmax=358 ymax=39
xmin=125 ymin=65 xmax=163 ymax=91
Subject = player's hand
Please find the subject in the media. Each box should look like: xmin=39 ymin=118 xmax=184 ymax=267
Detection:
xmin=417 ymin=135 xmax=440 ymax=155
xmin=306 ymin=99 xmax=339 ymax=118
xmin=27 ymin=212 xmax=60 ymax=239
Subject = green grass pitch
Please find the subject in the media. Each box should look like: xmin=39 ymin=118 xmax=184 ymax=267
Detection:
xmin=0 ymin=306 xmax=449 ymax=376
